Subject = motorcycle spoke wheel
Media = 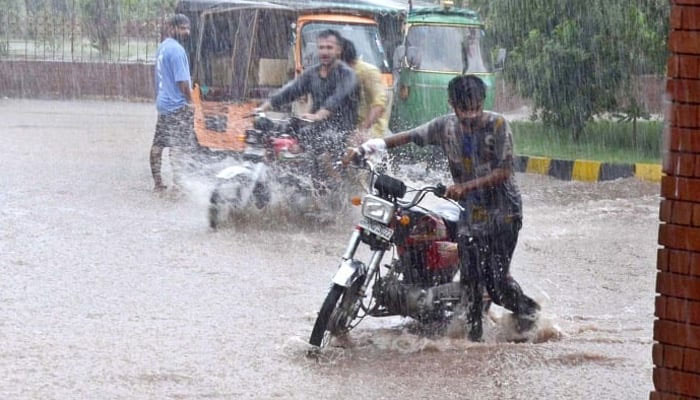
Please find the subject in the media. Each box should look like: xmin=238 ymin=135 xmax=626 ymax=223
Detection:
xmin=331 ymin=277 xmax=366 ymax=331
xmin=310 ymin=281 xmax=364 ymax=348
xmin=310 ymin=285 xmax=344 ymax=348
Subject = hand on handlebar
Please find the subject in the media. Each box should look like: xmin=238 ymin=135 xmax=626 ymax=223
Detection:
xmin=253 ymin=101 xmax=272 ymax=114
xmin=342 ymin=147 xmax=364 ymax=167
xmin=445 ymin=183 xmax=470 ymax=200
xmin=301 ymin=109 xmax=330 ymax=122
xmin=342 ymin=138 xmax=387 ymax=167
xmin=293 ymin=115 xmax=314 ymax=124
xmin=359 ymin=138 xmax=387 ymax=155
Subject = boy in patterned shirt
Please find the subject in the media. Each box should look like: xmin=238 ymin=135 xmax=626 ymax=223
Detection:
xmin=353 ymin=75 xmax=540 ymax=341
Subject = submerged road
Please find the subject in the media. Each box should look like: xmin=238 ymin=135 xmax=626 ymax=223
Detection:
xmin=1 ymin=99 xmax=660 ymax=399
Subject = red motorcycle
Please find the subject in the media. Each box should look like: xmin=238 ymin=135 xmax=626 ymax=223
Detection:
xmin=208 ymin=113 xmax=315 ymax=229
xmin=309 ymin=159 xmax=482 ymax=348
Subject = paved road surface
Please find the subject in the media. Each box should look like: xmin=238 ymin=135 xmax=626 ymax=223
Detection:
xmin=1 ymin=99 xmax=660 ymax=399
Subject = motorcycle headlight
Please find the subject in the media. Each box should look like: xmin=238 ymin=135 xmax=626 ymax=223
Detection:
xmin=361 ymin=195 xmax=394 ymax=225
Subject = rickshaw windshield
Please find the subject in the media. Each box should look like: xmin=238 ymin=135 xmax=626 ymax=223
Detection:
xmin=405 ymin=25 xmax=491 ymax=73
xmin=300 ymin=22 xmax=389 ymax=73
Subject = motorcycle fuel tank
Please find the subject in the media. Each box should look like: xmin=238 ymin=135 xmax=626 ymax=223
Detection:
xmin=426 ymin=241 xmax=459 ymax=271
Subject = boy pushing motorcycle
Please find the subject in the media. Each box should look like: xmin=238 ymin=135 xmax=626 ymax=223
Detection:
xmin=350 ymin=75 xmax=540 ymax=341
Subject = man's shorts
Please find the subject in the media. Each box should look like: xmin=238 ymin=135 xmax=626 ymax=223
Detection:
xmin=153 ymin=106 xmax=197 ymax=149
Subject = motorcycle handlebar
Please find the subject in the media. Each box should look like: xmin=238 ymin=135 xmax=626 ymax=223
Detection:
xmin=249 ymin=112 xmax=313 ymax=127
xmin=351 ymin=153 xmax=464 ymax=212
xmin=399 ymin=185 xmax=463 ymax=213
xmin=291 ymin=116 xmax=314 ymax=124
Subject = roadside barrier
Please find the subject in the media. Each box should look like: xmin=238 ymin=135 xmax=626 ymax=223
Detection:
xmin=514 ymin=155 xmax=661 ymax=183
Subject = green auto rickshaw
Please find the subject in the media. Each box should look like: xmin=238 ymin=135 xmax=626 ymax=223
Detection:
xmin=390 ymin=2 xmax=505 ymax=132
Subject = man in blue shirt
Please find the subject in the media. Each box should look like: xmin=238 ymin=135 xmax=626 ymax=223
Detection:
xmin=150 ymin=14 xmax=196 ymax=192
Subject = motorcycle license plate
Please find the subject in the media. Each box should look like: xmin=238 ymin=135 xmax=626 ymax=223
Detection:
xmin=359 ymin=218 xmax=394 ymax=240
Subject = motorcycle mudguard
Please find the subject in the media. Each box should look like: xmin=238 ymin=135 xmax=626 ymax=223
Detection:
xmin=332 ymin=259 xmax=367 ymax=288
xmin=216 ymin=165 xmax=254 ymax=180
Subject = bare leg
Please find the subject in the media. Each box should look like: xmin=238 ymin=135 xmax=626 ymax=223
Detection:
xmin=169 ymin=147 xmax=184 ymax=189
xmin=150 ymin=144 xmax=167 ymax=191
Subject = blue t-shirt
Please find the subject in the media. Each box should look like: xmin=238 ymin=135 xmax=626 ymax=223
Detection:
xmin=155 ymin=38 xmax=191 ymax=114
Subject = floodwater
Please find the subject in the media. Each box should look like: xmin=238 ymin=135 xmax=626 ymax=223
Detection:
xmin=1 ymin=99 xmax=660 ymax=399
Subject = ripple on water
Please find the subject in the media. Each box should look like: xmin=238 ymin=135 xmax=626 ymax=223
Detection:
xmin=546 ymin=352 xmax=625 ymax=366
xmin=283 ymin=309 xmax=565 ymax=365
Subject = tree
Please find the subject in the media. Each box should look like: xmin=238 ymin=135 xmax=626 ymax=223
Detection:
xmin=459 ymin=0 xmax=490 ymax=17
xmin=79 ymin=0 xmax=120 ymax=55
xmin=488 ymin=0 xmax=668 ymax=141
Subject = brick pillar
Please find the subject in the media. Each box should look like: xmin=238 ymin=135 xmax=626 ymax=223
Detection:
xmin=653 ymin=1 xmax=700 ymax=399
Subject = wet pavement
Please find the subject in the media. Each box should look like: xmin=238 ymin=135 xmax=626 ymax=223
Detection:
xmin=1 ymin=99 xmax=660 ymax=399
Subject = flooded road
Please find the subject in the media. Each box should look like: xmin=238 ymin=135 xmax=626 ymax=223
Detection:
xmin=1 ymin=99 xmax=659 ymax=399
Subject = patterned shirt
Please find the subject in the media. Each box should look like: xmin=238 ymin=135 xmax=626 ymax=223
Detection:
xmin=407 ymin=111 xmax=522 ymax=236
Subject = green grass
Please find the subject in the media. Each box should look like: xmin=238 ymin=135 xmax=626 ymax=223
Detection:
xmin=512 ymin=120 xmax=663 ymax=165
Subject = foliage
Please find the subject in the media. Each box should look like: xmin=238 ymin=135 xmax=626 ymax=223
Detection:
xmin=428 ymin=0 xmax=490 ymax=16
xmin=120 ymin=0 xmax=177 ymax=20
xmin=612 ymin=97 xmax=652 ymax=148
xmin=459 ymin=0 xmax=490 ymax=17
xmin=2 ymin=0 xmax=177 ymax=56
xmin=488 ymin=0 xmax=668 ymax=141
xmin=79 ymin=0 xmax=120 ymax=54
xmin=512 ymin=120 xmax=662 ymax=164
xmin=0 ymin=0 xmax=21 ymax=38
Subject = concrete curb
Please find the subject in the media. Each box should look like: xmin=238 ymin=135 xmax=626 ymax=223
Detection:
xmin=514 ymin=155 xmax=662 ymax=183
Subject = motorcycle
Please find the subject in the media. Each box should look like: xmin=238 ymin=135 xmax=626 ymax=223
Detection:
xmin=309 ymin=157 xmax=483 ymax=348
xmin=207 ymin=112 xmax=318 ymax=229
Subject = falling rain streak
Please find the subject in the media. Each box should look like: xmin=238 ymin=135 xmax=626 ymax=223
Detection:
xmin=0 ymin=0 xmax=671 ymax=398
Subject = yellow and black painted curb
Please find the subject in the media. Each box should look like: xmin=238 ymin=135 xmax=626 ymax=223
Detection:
xmin=514 ymin=156 xmax=662 ymax=183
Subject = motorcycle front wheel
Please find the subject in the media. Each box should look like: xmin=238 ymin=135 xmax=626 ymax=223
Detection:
xmin=208 ymin=176 xmax=250 ymax=230
xmin=208 ymin=188 xmax=225 ymax=230
xmin=309 ymin=280 xmax=364 ymax=348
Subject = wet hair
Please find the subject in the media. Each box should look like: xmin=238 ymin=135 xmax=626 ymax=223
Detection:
xmin=341 ymin=38 xmax=357 ymax=63
xmin=448 ymin=75 xmax=486 ymax=109
xmin=167 ymin=14 xmax=190 ymax=29
xmin=317 ymin=29 xmax=343 ymax=45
